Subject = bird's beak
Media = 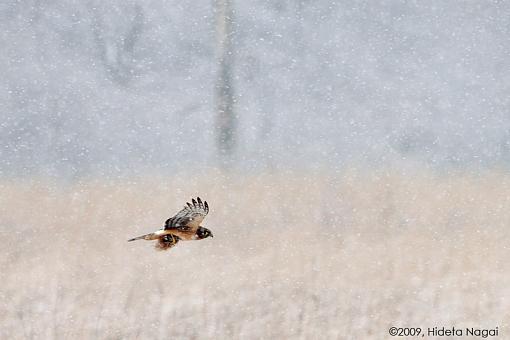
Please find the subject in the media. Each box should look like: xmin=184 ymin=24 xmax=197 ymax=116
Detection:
xmin=210 ymin=233 xmax=214 ymax=238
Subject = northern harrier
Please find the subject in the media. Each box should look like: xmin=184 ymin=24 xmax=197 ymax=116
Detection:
xmin=128 ymin=197 xmax=213 ymax=251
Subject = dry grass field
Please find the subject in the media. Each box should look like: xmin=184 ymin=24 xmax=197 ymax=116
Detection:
xmin=1 ymin=169 xmax=510 ymax=339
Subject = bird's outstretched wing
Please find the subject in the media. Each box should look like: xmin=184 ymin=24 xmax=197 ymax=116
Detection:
xmin=164 ymin=197 xmax=209 ymax=233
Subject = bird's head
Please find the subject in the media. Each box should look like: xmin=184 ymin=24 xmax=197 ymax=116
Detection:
xmin=196 ymin=226 xmax=213 ymax=239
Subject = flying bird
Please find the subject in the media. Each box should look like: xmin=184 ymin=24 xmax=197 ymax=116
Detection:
xmin=128 ymin=197 xmax=213 ymax=251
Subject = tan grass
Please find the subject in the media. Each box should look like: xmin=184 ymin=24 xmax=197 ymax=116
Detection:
xmin=1 ymin=170 xmax=510 ymax=339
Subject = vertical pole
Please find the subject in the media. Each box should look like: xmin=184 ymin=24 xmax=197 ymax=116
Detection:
xmin=215 ymin=0 xmax=236 ymax=167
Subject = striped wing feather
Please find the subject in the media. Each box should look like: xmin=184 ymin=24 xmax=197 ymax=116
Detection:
xmin=164 ymin=197 xmax=209 ymax=233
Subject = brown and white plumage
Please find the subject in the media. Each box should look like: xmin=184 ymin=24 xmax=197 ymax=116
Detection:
xmin=128 ymin=197 xmax=213 ymax=251
xmin=164 ymin=197 xmax=209 ymax=239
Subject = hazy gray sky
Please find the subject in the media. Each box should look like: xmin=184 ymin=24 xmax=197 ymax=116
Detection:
xmin=1 ymin=1 xmax=510 ymax=177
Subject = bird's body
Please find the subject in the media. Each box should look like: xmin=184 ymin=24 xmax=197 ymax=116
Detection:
xmin=128 ymin=197 xmax=213 ymax=251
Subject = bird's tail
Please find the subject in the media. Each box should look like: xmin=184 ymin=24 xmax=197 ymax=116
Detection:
xmin=127 ymin=233 xmax=155 ymax=242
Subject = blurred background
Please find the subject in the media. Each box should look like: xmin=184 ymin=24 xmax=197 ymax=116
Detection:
xmin=2 ymin=0 xmax=510 ymax=177
xmin=1 ymin=1 xmax=510 ymax=339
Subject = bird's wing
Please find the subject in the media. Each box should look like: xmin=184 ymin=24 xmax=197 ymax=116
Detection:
xmin=156 ymin=234 xmax=180 ymax=251
xmin=164 ymin=197 xmax=209 ymax=233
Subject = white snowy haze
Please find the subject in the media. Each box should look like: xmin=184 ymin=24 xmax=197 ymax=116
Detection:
xmin=1 ymin=1 xmax=510 ymax=339
xmin=1 ymin=1 xmax=510 ymax=176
